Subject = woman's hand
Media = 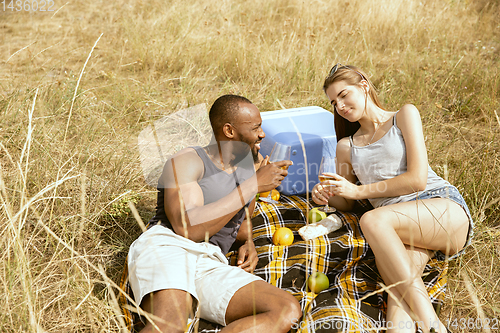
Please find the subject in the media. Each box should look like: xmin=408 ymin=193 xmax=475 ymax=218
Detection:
xmin=312 ymin=180 xmax=335 ymax=205
xmin=322 ymin=172 xmax=362 ymax=201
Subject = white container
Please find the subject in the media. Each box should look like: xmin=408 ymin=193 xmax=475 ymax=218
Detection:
xmin=260 ymin=106 xmax=337 ymax=195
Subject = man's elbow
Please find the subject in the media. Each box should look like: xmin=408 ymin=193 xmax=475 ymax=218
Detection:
xmin=172 ymin=224 xmax=204 ymax=242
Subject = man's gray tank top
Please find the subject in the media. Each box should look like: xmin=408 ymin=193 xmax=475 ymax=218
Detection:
xmin=148 ymin=145 xmax=255 ymax=255
xmin=350 ymin=110 xmax=450 ymax=208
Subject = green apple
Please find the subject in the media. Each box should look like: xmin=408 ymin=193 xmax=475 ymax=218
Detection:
xmin=307 ymin=272 xmax=329 ymax=293
xmin=308 ymin=208 xmax=327 ymax=223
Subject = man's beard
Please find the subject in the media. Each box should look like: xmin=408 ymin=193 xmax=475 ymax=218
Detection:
xmin=252 ymin=147 xmax=259 ymax=163
xmin=231 ymin=141 xmax=259 ymax=166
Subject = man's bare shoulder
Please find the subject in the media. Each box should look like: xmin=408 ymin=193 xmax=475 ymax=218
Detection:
xmin=170 ymin=147 xmax=201 ymax=162
xmin=161 ymin=147 xmax=205 ymax=186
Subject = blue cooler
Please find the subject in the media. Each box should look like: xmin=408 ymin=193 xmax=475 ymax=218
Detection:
xmin=260 ymin=106 xmax=337 ymax=195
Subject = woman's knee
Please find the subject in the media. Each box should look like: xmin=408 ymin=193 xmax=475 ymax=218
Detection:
xmin=359 ymin=209 xmax=387 ymax=235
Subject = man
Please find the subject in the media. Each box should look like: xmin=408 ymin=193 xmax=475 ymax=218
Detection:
xmin=128 ymin=95 xmax=302 ymax=333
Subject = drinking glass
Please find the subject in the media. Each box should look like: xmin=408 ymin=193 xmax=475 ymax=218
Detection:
xmin=259 ymin=142 xmax=291 ymax=204
xmin=318 ymin=156 xmax=337 ymax=213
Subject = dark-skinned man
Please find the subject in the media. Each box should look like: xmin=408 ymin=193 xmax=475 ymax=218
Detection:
xmin=127 ymin=95 xmax=301 ymax=333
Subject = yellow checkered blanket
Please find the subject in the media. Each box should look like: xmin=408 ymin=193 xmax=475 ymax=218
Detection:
xmin=119 ymin=195 xmax=447 ymax=332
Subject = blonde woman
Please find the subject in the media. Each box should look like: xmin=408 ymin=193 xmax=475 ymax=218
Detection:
xmin=312 ymin=64 xmax=473 ymax=333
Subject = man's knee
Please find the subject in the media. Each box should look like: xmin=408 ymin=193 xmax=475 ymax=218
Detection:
xmin=271 ymin=292 xmax=302 ymax=332
xmin=287 ymin=297 xmax=302 ymax=325
xmin=282 ymin=294 xmax=302 ymax=320
xmin=139 ymin=289 xmax=193 ymax=333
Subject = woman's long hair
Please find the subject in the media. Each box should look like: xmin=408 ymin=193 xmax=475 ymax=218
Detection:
xmin=323 ymin=65 xmax=384 ymax=142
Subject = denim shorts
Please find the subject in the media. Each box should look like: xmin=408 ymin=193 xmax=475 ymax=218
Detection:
xmin=408 ymin=185 xmax=474 ymax=261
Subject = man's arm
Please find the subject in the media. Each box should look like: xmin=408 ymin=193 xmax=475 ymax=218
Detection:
xmin=162 ymin=148 xmax=252 ymax=242
xmin=233 ymin=153 xmax=269 ymax=272
xmin=234 ymin=201 xmax=258 ymax=272
xmin=163 ymin=148 xmax=290 ymax=242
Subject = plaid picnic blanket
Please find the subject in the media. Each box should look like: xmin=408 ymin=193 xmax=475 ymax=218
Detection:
xmin=119 ymin=195 xmax=447 ymax=332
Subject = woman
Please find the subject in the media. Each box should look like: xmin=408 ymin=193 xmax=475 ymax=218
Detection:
xmin=312 ymin=64 xmax=473 ymax=333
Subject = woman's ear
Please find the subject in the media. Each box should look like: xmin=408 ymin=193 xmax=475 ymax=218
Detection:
xmin=360 ymin=80 xmax=370 ymax=93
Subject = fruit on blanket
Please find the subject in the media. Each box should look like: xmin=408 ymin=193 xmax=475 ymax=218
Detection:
xmin=308 ymin=208 xmax=327 ymax=223
xmin=272 ymin=227 xmax=294 ymax=246
xmin=259 ymin=189 xmax=280 ymax=201
xmin=307 ymin=272 xmax=329 ymax=293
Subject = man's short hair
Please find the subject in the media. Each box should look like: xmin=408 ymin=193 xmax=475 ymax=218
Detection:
xmin=209 ymin=95 xmax=252 ymax=132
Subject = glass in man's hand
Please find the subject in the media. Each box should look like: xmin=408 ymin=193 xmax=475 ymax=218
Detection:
xmin=260 ymin=142 xmax=291 ymax=204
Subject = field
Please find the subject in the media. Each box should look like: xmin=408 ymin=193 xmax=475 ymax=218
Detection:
xmin=1 ymin=0 xmax=499 ymax=331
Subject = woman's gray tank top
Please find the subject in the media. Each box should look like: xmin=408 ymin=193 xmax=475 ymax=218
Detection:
xmin=350 ymin=111 xmax=450 ymax=208
xmin=149 ymin=145 xmax=255 ymax=254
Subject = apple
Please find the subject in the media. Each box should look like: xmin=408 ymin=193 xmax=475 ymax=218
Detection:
xmin=308 ymin=208 xmax=327 ymax=223
xmin=307 ymin=272 xmax=329 ymax=293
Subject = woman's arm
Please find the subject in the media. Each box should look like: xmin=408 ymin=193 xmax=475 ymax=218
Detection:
xmin=329 ymin=104 xmax=429 ymax=200
xmin=312 ymin=137 xmax=357 ymax=211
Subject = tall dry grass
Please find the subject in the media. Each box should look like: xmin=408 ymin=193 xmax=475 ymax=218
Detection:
xmin=0 ymin=0 xmax=499 ymax=331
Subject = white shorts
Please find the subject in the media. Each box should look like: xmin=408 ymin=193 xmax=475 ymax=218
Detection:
xmin=127 ymin=225 xmax=262 ymax=325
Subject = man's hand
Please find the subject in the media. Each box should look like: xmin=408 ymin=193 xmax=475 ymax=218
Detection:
xmin=237 ymin=240 xmax=258 ymax=273
xmin=256 ymin=158 xmax=293 ymax=193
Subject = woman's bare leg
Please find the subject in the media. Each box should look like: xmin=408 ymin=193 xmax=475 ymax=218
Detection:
xmin=359 ymin=198 xmax=469 ymax=332
xmin=380 ymin=246 xmax=432 ymax=332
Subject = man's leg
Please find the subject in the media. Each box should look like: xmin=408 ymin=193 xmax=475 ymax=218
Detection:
xmin=222 ymin=280 xmax=302 ymax=333
xmin=139 ymin=289 xmax=194 ymax=333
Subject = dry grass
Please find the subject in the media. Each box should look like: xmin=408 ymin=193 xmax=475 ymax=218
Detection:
xmin=0 ymin=0 xmax=499 ymax=331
